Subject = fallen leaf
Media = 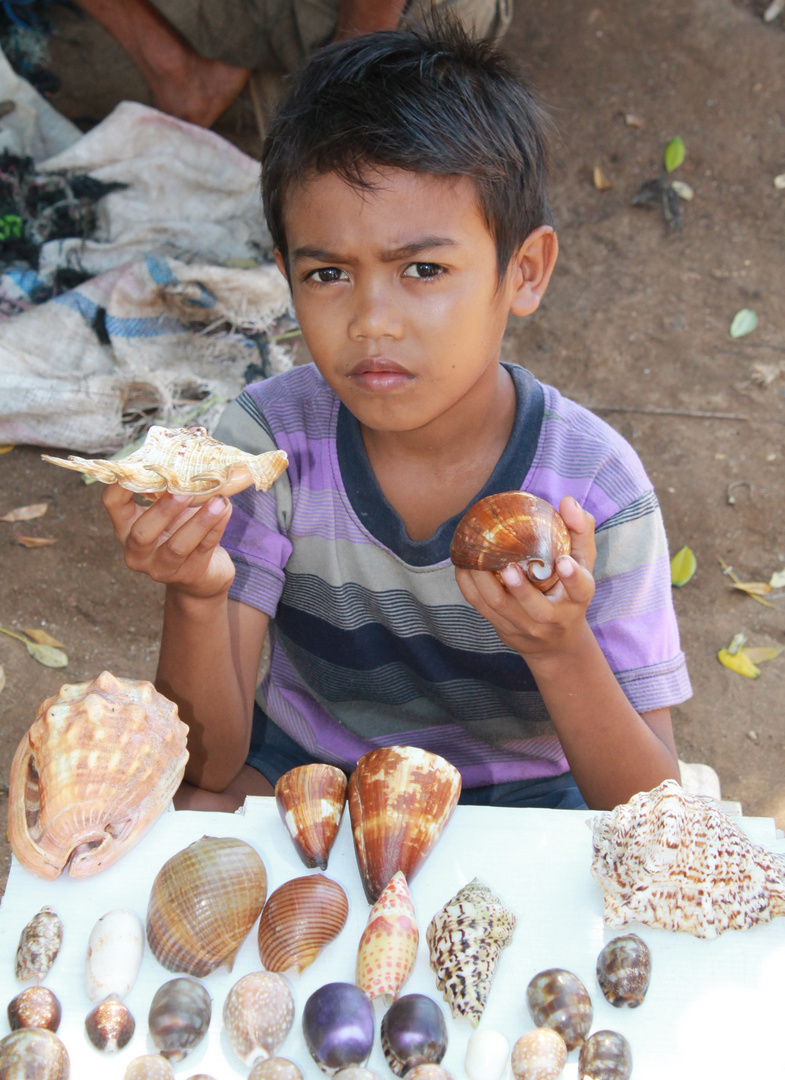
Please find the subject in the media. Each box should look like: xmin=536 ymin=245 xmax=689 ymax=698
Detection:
xmin=0 ymin=665 xmax=4 ymax=695
xmin=0 ymin=445 xmax=13 ymax=454
xmin=624 ymin=113 xmax=644 ymax=128
xmin=15 ymin=536 xmax=57 ymax=548
xmin=718 ymin=647 xmax=760 ymax=678
xmin=0 ymin=502 xmax=48 ymax=522
xmin=0 ymin=627 xmax=68 ymax=668
xmin=730 ymin=308 xmax=758 ymax=338
xmin=741 ymin=645 xmax=784 ymax=664
xmin=23 ymin=628 xmax=65 ymax=648
xmin=670 ymin=545 xmax=697 ymax=587
xmin=593 ymin=166 xmax=613 ymax=191
xmin=770 ymin=569 xmax=785 ymax=589
xmin=671 ymin=180 xmax=694 ymax=201
xmin=730 ymin=581 xmax=772 ymax=596
xmin=664 ymin=136 xmax=686 ymax=173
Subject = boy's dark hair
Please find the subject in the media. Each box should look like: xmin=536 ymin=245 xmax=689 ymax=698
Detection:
xmin=261 ymin=20 xmax=553 ymax=281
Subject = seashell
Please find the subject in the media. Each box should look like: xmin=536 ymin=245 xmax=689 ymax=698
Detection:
xmin=426 ymin=878 xmax=516 ymax=1026
xmin=348 ymin=746 xmax=461 ymax=903
xmin=148 ymin=976 xmax=212 ymax=1062
xmin=85 ymin=996 xmax=136 ymax=1052
xmin=464 ymin=1029 xmax=509 ymax=1080
xmin=15 ymin=905 xmax=64 ymax=980
xmin=333 ymin=1069 xmax=384 ymax=1080
xmin=7 ymin=986 xmax=62 ymax=1031
xmin=302 ymin=981 xmax=374 ymax=1072
xmin=8 ymin=671 xmax=189 ymax=881
xmin=510 ymin=1028 xmax=567 ymax=1080
xmin=249 ymin=1060 xmax=305 ymax=1080
xmin=147 ymin=835 xmax=267 ymax=976
xmin=356 ymin=870 xmax=419 ymax=1002
xmin=124 ymin=1055 xmax=175 ymax=1080
xmin=380 ymin=993 xmax=448 ymax=1077
xmin=596 ymin=933 xmax=651 ymax=1008
xmin=405 ymin=1068 xmax=455 ymax=1080
xmin=450 ymin=491 xmax=571 ymax=591
xmin=42 ymin=425 xmax=288 ymax=503
xmin=86 ymin=909 xmax=145 ymax=1001
xmin=0 ymin=1028 xmax=70 ymax=1079
xmin=590 ymin=778 xmax=785 ymax=938
xmin=223 ymin=972 xmax=295 ymax=1065
xmin=257 ymin=874 xmax=348 ymax=974
xmin=275 ymin=763 xmax=348 ymax=870
xmin=577 ymin=1030 xmax=633 ymax=1080
xmin=525 ymin=969 xmax=592 ymax=1052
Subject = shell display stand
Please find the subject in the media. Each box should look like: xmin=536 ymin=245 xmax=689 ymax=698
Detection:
xmin=2 ymin=797 xmax=784 ymax=1079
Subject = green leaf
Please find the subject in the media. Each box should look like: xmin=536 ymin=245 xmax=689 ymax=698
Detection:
xmin=664 ymin=137 xmax=686 ymax=173
xmin=671 ymin=545 xmax=697 ymax=587
xmin=730 ymin=308 xmax=758 ymax=338
xmin=0 ymin=627 xmax=68 ymax=668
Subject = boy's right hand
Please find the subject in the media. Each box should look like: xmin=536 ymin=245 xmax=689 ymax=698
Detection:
xmin=102 ymin=484 xmax=235 ymax=599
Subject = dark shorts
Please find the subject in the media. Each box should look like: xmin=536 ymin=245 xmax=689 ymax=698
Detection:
xmin=247 ymin=707 xmax=588 ymax=810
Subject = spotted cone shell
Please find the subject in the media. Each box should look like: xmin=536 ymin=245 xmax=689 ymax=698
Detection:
xmin=147 ymin=836 xmax=267 ymax=976
xmin=42 ymin=424 xmax=288 ymax=502
xmin=8 ymin=672 xmax=189 ymax=880
xmin=357 ymin=870 xmax=419 ymax=1002
xmin=426 ymin=878 xmax=516 ymax=1027
xmin=257 ymin=874 xmax=348 ymax=974
xmin=275 ymin=763 xmax=348 ymax=870
xmin=348 ymin=746 xmax=462 ymax=903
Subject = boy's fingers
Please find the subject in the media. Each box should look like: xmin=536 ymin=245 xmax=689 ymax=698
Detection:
xmin=555 ymin=555 xmax=595 ymax=604
xmin=559 ymin=495 xmax=596 ymax=571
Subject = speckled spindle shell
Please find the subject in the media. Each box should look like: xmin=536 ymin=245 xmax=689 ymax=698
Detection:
xmin=85 ymin=997 xmax=136 ymax=1052
xmin=249 ymin=1060 xmax=305 ymax=1080
xmin=15 ymin=905 xmax=64 ymax=980
xmin=450 ymin=491 xmax=571 ymax=591
xmin=147 ymin=836 xmax=267 ymax=976
xmin=348 ymin=746 xmax=461 ymax=903
xmin=577 ymin=1030 xmax=633 ymax=1080
xmin=257 ymin=874 xmax=348 ymax=974
xmin=7 ymin=986 xmax=62 ymax=1032
xmin=0 ymin=1028 xmax=70 ymax=1078
xmin=511 ymin=1027 xmax=568 ymax=1080
xmin=596 ymin=933 xmax=652 ymax=1007
xmin=275 ymin=763 xmax=348 ymax=870
xmin=357 ymin=870 xmax=419 ymax=1002
xmin=148 ymin=976 xmax=212 ymax=1062
xmin=124 ymin=1055 xmax=175 ymax=1080
xmin=8 ymin=671 xmax=189 ymax=880
xmin=426 ymin=878 xmax=516 ymax=1026
xmin=222 ymin=972 xmax=295 ymax=1065
xmin=525 ymin=969 xmax=593 ymax=1052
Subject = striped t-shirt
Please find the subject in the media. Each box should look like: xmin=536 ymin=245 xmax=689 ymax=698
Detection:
xmin=214 ymin=361 xmax=691 ymax=788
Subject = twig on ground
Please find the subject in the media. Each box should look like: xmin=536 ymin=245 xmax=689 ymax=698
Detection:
xmin=590 ymin=405 xmax=749 ymax=420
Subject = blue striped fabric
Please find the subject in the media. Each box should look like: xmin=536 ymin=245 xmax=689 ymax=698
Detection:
xmin=215 ymin=362 xmax=691 ymax=787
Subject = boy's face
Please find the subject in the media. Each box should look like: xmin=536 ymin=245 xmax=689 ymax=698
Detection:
xmin=278 ymin=168 xmax=540 ymax=437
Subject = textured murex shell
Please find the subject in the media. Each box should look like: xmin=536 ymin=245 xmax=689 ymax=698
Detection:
xmin=357 ymin=870 xmax=419 ymax=1002
xmin=8 ymin=671 xmax=189 ymax=880
xmin=275 ymin=763 xmax=348 ymax=870
xmin=42 ymin=425 xmax=288 ymax=502
xmin=348 ymin=746 xmax=462 ymax=903
xmin=223 ymin=971 xmax=295 ymax=1065
xmin=257 ymin=874 xmax=348 ymax=974
xmin=450 ymin=491 xmax=571 ymax=591
xmin=590 ymin=778 xmax=785 ymax=938
xmin=426 ymin=878 xmax=516 ymax=1027
xmin=147 ymin=836 xmax=267 ymax=976
xmin=15 ymin=905 xmax=64 ymax=980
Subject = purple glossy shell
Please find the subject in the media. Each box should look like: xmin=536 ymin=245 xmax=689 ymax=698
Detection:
xmin=380 ymin=994 xmax=448 ymax=1077
xmin=577 ymin=1030 xmax=633 ymax=1080
xmin=302 ymin=982 xmax=374 ymax=1071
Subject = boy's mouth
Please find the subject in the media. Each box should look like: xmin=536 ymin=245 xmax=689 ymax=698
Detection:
xmin=348 ymin=358 xmax=415 ymax=392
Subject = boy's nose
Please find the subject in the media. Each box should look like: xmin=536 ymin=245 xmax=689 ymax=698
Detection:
xmin=348 ymin=285 xmax=404 ymax=342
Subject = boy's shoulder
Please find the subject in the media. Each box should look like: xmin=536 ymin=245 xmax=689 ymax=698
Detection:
xmin=216 ymin=362 xmax=336 ymax=450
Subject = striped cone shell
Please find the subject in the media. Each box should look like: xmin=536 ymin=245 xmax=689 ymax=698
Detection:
xmin=356 ymin=871 xmax=419 ymax=1002
xmin=257 ymin=874 xmax=348 ymax=974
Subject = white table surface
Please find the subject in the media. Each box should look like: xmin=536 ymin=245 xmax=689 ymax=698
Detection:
xmin=1 ymin=797 xmax=784 ymax=1080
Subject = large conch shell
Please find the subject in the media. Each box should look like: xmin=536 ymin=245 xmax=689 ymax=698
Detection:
xmin=590 ymin=779 xmax=785 ymax=938
xmin=275 ymin=763 xmax=348 ymax=870
xmin=42 ymin=425 xmax=288 ymax=503
xmin=426 ymin=878 xmax=516 ymax=1026
xmin=147 ymin=835 xmax=267 ymax=975
xmin=356 ymin=870 xmax=419 ymax=1003
xmin=450 ymin=491 xmax=570 ymax=591
xmin=8 ymin=671 xmax=189 ymax=880
xmin=348 ymin=746 xmax=461 ymax=903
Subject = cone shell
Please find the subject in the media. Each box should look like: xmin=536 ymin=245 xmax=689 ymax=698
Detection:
xmin=147 ymin=836 xmax=267 ymax=976
xmin=257 ymin=874 xmax=348 ymax=974
xmin=7 ymin=986 xmax=62 ymax=1032
xmin=124 ymin=1055 xmax=175 ymax=1080
xmin=357 ymin=870 xmax=419 ymax=1002
xmin=15 ymin=905 xmax=64 ymax=980
xmin=450 ymin=491 xmax=570 ymax=591
xmin=275 ymin=763 xmax=348 ymax=870
xmin=85 ymin=909 xmax=145 ymax=1001
xmin=222 ymin=972 xmax=295 ymax=1065
xmin=8 ymin=671 xmax=189 ymax=880
xmin=42 ymin=424 xmax=288 ymax=503
xmin=249 ymin=1061 xmax=304 ymax=1080
xmin=426 ymin=878 xmax=516 ymax=1026
xmin=0 ymin=1028 xmax=69 ymax=1079
xmin=348 ymin=746 xmax=462 ymax=903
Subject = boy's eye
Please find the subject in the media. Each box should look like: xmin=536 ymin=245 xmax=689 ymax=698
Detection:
xmin=402 ymin=262 xmax=444 ymax=279
xmin=308 ymin=267 xmax=348 ymax=283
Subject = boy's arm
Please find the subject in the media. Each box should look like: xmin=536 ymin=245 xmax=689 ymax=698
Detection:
xmin=455 ymin=496 xmax=681 ymax=810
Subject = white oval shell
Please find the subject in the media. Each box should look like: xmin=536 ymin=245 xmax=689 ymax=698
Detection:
xmin=465 ymin=1030 xmax=511 ymax=1080
xmin=86 ymin=909 xmax=144 ymax=1002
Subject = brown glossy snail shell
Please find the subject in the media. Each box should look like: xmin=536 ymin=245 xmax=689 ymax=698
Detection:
xmin=274 ymin=763 xmax=348 ymax=870
xmin=450 ymin=491 xmax=571 ymax=591
xmin=257 ymin=874 xmax=349 ymax=974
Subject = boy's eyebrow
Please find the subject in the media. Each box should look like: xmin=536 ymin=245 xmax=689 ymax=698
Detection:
xmin=291 ymin=237 xmax=459 ymax=265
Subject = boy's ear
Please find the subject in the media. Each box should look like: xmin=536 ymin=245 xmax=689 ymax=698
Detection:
xmin=508 ymin=226 xmax=559 ymax=317
xmin=274 ymin=249 xmax=291 ymax=283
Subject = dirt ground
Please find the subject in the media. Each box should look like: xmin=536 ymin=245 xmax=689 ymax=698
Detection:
xmin=0 ymin=0 xmax=783 ymax=895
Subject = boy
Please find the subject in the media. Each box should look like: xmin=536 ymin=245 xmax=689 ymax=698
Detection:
xmin=103 ymin=24 xmax=690 ymax=812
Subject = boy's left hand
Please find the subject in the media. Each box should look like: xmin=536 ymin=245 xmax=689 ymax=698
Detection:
xmin=454 ymin=495 xmax=596 ymax=661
